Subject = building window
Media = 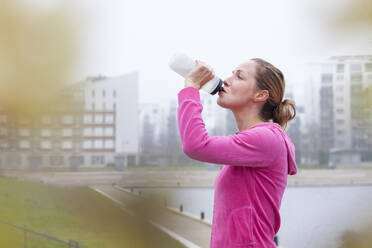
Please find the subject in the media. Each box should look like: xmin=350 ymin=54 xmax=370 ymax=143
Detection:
xmin=91 ymin=155 xmax=105 ymax=165
xmin=41 ymin=129 xmax=52 ymax=137
xmin=113 ymin=90 xmax=116 ymax=98
xmin=350 ymin=63 xmax=362 ymax=72
xmin=366 ymin=74 xmax=372 ymax=82
xmin=94 ymin=128 xmax=103 ymax=136
xmin=321 ymin=74 xmax=333 ymax=84
xmin=336 ymin=97 xmax=344 ymax=103
xmin=102 ymin=103 xmax=106 ymax=110
xmin=92 ymin=90 xmax=95 ymax=98
xmin=83 ymin=128 xmax=92 ymax=136
xmin=365 ymin=63 xmax=372 ymax=72
xmin=350 ymin=73 xmax=362 ymax=83
xmin=336 ymin=130 xmax=344 ymax=135
xmin=92 ymin=103 xmax=95 ymax=110
xmin=336 ymin=108 xmax=344 ymax=114
xmin=105 ymin=140 xmax=114 ymax=149
xmin=62 ymin=141 xmax=72 ymax=150
xmin=105 ymin=114 xmax=114 ymax=123
xmin=336 ymin=119 xmax=345 ymax=125
xmin=321 ymin=64 xmax=333 ymax=73
xmin=84 ymin=114 xmax=93 ymax=124
xmin=102 ymin=90 xmax=106 ymax=97
xmin=336 ymin=75 xmax=344 ymax=81
xmin=41 ymin=140 xmax=52 ymax=149
xmin=104 ymin=127 xmax=114 ymax=136
xmin=95 ymin=114 xmax=103 ymax=123
xmin=335 ymin=85 xmax=344 ymax=92
xmin=19 ymin=140 xmax=30 ymax=149
xmin=83 ymin=140 xmax=92 ymax=149
xmin=336 ymin=64 xmax=344 ymax=73
xmin=62 ymin=128 xmax=73 ymax=137
xmin=94 ymin=140 xmax=103 ymax=149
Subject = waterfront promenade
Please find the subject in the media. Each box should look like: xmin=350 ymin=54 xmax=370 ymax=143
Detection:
xmin=92 ymin=184 xmax=212 ymax=248
xmin=6 ymin=168 xmax=372 ymax=188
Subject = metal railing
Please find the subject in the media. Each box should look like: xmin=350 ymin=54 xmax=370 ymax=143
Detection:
xmin=0 ymin=220 xmax=80 ymax=248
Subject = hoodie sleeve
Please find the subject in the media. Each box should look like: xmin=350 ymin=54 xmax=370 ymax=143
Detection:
xmin=177 ymin=87 xmax=281 ymax=167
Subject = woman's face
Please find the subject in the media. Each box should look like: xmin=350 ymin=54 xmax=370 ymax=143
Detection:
xmin=217 ymin=60 xmax=259 ymax=110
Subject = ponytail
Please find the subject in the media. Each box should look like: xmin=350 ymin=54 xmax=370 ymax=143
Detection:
xmin=273 ymin=98 xmax=296 ymax=130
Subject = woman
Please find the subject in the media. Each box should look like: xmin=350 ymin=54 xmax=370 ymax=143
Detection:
xmin=177 ymin=58 xmax=297 ymax=248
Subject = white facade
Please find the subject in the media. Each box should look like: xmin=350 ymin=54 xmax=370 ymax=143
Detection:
xmin=83 ymin=72 xmax=139 ymax=156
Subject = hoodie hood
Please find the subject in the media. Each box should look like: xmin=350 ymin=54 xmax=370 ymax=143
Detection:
xmin=245 ymin=122 xmax=298 ymax=175
xmin=272 ymin=123 xmax=297 ymax=175
xmin=281 ymin=130 xmax=298 ymax=175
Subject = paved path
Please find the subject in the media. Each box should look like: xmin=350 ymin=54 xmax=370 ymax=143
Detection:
xmin=91 ymin=185 xmax=212 ymax=248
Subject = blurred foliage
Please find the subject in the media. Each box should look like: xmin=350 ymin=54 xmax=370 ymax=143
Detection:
xmin=0 ymin=177 xmax=185 ymax=248
xmin=0 ymin=0 xmax=77 ymax=119
xmin=332 ymin=0 xmax=372 ymax=27
xmin=339 ymin=224 xmax=372 ymax=248
xmin=332 ymin=2 xmax=372 ymax=247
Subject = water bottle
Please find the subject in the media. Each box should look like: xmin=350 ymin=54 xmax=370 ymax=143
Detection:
xmin=169 ymin=52 xmax=224 ymax=95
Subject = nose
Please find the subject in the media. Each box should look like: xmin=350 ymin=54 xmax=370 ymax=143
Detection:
xmin=223 ymin=80 xmax=231 ymax=87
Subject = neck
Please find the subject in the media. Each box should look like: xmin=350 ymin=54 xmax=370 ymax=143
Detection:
xmin=232 ymin=106 xmax=265 ymax=132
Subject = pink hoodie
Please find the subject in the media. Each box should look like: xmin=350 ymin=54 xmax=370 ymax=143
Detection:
xmin=177 ymin=87 xmax=297 ymax=248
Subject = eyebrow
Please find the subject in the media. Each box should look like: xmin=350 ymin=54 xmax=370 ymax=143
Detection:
xmin=233 ymin=69 xmax=249 ymax=77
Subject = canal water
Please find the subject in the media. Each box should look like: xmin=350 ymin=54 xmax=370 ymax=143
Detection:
xmin=134 ymin=186 xmax=372 ymax=248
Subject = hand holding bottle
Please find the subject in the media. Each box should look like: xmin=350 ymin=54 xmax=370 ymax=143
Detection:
xmin=184 ymin=60 xmax=215 ymax=90
xmin=169 ymin=52 xmax=223 ymax=95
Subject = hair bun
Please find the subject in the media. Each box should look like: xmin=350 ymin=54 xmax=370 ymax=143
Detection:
xmin=273 ymin=98 xmax=296 ymax=130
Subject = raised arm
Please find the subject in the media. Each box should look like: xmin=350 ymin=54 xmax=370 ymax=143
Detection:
xmin=177 ymin=87 xmax=281 ymax=167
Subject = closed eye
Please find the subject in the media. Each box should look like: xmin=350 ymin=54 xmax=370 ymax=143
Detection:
xmin=232 ymin=70 xmax=243 ymax=80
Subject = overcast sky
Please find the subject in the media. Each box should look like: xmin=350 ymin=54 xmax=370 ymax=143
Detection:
xmin=63 ymin=0 xmax=372 ymax=105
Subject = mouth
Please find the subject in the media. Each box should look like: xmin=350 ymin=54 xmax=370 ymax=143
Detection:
xmin=218 ymin=87 xmax=227 ymax=95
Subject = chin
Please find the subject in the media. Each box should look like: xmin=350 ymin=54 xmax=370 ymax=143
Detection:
xmin=217 ymin=98 xmax=230 ymax=109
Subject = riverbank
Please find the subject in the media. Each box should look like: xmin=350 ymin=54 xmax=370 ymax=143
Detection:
xmin=3 ymin=168 xmax=372 ymax=187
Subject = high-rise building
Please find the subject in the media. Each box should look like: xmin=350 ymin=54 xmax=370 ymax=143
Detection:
xmin=304 ymin=55 xmax=372 ymax=165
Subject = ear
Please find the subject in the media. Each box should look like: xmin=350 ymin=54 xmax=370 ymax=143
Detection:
xmin=253 ymin=90 xmax=269 ymax=103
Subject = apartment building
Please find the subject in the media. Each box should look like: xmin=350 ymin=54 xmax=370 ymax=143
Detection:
xmin=0 ymin=72 xmax=139 ymax=169
xmin=304 ymin=55 xmax=372 ymax=165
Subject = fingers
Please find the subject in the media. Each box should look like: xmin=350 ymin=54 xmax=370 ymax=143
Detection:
xmin=195 ymin=60 xmax=214 ymax=76
xmin=184 ymin=59 xmax=215 ymax=88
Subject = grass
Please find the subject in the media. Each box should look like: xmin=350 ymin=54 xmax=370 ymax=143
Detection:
xmin=0 ymin=176 xmax=185 ymax=248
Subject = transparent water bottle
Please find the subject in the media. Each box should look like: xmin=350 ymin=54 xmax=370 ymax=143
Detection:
xmin=169 ymin=52 xmax=223 ymax=95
